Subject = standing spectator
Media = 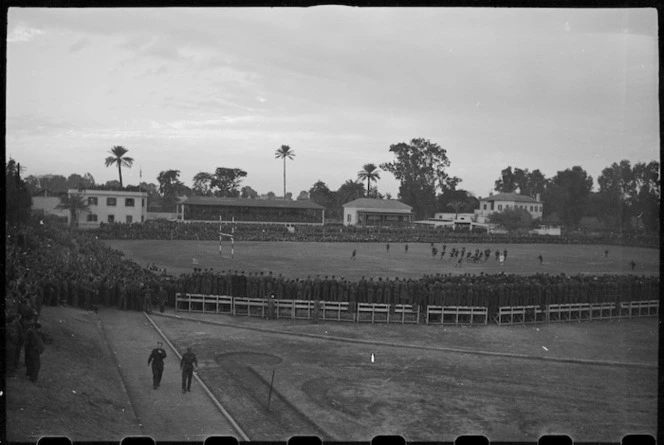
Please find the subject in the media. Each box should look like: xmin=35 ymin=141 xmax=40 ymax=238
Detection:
xmin=180 ymin=347 xmax=198 ymax=393
xmin=6 ymin=315 xmax=20 ymax=378
xmin=25 ymin=321 xmax=45 ymax=383
xmin=147 ymin=341 xmax=167 ymax=389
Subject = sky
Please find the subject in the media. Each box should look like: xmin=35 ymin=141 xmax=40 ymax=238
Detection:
xmin=6 ymin=7 xmax=660 ymax=199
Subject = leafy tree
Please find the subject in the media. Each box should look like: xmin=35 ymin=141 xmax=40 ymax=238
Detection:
xmin=543 ymin=166 xmax=593 ymax=227
xmin=103 ymin=180 xmax=123 ymax=189
xmin=309 ymin=180 xmax=338 ymax=217
xmin=285 ymin=192 xmax=293 ymax=200
xmin=6 ymin=159 xmax=32 ymax=225
xmin=104 ymin=146 xmax=134 ymax=188
xmin=275 ymin=145 xmax=295 ymax=198
xmin=157 ymin=170 xmax=186 ymax=211
xmin=67 ymin=173 xmax=96 ymax=191
xmin=297 ymin=190 xmax=309 ymax=201
xmin=380 ymin=138 xmax=460 ymax=219
xmin=241 ymin=186 xmax=259 ymax=199
xmin=357 ymin=163 xmax=381 ymax=196
xmin=192 ymin=172 xmax=215 ymax=196
xmin=25 ymin=174 xmax=68 ymax=194
xmin=267 ymin=191 xmax=276 ymax=200
xmin=487 ymin=207 xmax=533 ymax=232
xmin=494 ymin=167 xmax=548 ymax=197
xmin=211 ymin=167 xmax=247 ymax=198
xmin=337 ymin=179 xmax=365 ymax=205
xmin=55 ymin=193 xmax=90 ymax=227
xmin=437 ymin=189 xmax=478 ymax=215
xmin=597 ymin=160 xmax=660 ymax=232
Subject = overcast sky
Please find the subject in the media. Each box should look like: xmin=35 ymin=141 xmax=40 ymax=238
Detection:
xmin=6 ymin=7 xmax=659 ymax=199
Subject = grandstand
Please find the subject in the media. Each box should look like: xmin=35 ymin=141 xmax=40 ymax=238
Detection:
xmin=176 ymin=196 xmax=325 ymax=225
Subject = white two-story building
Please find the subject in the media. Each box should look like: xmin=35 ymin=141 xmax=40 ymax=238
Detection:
xmin=67 ymin=189 xmax=148 ymax=229
xmin=474 ymin=192 xmax=543 ymax=223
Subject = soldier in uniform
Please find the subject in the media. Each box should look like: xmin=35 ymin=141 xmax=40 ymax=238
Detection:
xmin=25 ymin=321 xmax=45 ymax=383
xmin=180 ymin=347 xmax=198 ymax=393
xmin=148 ymin=341 xmax=167 ymax=389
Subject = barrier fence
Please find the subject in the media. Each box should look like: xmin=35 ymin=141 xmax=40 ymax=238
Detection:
xmin=175 ymin=294 xmax=658 ymax=326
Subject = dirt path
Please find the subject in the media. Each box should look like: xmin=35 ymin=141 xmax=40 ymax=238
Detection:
xmin=99 ymin=309 xmax=240 ymax=441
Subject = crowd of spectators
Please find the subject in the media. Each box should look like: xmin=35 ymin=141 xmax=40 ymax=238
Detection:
xmin=91 ymin=219 xmax=659 ymax=248
xmin=5 ymin=217 xmax=659 ymax=333
xmin=177 ymin=268 xmax=659 ymax=321
xmin=5 ymin=217 xmax=178 ymax=321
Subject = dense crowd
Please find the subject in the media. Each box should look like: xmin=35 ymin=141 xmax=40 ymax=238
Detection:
xmin=4 ymin=217 xmax=659 ymax=355
xmin=177 ymin=267 xmax=659 ymax=320
xmin=91 ymin=219 xmax=659 ymax=248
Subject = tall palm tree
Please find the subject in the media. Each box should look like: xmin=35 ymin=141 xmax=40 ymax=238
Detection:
xmin=104 ymin=146 xmax=134 ymax=188
xmin=55 ymin=194 xmax=90 ymax=228
xmin=357 ymin=163 xmax=381 ymax=196
xmin=275 ymin=145 xmax=295 ymax=198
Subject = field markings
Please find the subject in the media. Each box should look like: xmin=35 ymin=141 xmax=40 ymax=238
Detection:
xmin=154 ymin=312 xmax=657 ymax=370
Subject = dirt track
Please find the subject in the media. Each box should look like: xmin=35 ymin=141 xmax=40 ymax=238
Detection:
xmin=99 ymin=310 xmax=239 ymax=441
xmin=151 ymin=309 xmax=657 ymax=441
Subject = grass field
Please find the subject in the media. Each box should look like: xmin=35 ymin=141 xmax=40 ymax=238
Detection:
xmin=105 ymin=240 xmax=660 ymax=279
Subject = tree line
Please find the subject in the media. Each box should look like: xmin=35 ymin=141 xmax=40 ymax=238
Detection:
xmin=14 ymin=138 xmax=660 ymax=232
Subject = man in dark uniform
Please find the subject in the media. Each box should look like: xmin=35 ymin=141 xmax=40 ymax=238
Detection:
xmin=180 ymin=347 xmax=198 ymax=393
xmin=148 ymin=341 xmax=167 ymax=389
xmin=25 ymin=321 xmax=45 ymax=383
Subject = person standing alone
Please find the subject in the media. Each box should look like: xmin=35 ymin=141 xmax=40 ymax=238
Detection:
xmin=148 ymin=341 xmax=167 ymax=389
xmin=180 ymin=347 xmax=198 ymax=393
xmin=25 ymin=321 xmax=45 ymax=383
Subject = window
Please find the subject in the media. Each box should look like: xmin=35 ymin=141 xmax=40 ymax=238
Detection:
xmin=483 ymin=204 xmax=487 ymax=210
xmin=88 ymin=197 xmax=98 ymax=206
xmin=125 ymin=198 xmax=135 ymax=207
xmin=86 ymin=214 xmax=98 ymax=222
xmin=142 ymin=198 xmax=145 ymax=207
xmin=141 ymin=215 xmax=144 ymax=222
xmin=107 ymin=197 xmax=117 ymax=206
xmin=126 ymin=215 xmax=133 ymax=223
xmin=530 ymin=205 xmax=533 ymax=212
xmin=498 ymin=204 xmax=503 ymax=211
xmin=347 ymin=214 xmax=352 ymax=222
xmin=108 ymin=215 xmax=115 ymax=223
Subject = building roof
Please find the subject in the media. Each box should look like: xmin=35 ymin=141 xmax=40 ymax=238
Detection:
xmin=179 ymin=196 xmax=324 ymax=210
xmin=342 ymin=198 xmax=413 ymax=211
xmin=481 ymin=192 xmax=540 ymax=203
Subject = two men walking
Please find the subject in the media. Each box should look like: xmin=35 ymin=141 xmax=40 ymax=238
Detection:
xmin=147 ymin=341 xmax=197 ymax=394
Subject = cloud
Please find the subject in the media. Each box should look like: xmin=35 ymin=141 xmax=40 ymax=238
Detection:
xmin=7 ymin=24 xmax=45 ymax=43
xmin=68 ymin=38 xmax=90 ymax=52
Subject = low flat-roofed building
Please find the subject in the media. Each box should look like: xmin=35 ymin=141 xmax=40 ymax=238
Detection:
xmin=342 ymin=198 xmax=413 ymax=226
xmin=177 ymin=196 xmax=325 ymax=225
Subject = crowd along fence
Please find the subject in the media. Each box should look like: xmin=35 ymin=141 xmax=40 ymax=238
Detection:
xmin=175 ymin=293 xmax=658 ymax=326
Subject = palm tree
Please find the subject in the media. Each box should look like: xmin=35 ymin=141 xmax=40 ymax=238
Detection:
xmin=56 ymin=194 xmax=90 ymax=227
xmin=357 ymin=163 xmax=381 ymax=196
xmin=275 ymin=145 xmax=295 ymax=198
xmin=104 ymin=146 xmax=134 ymax=188
xmin=447 ymin=200 xmax=464 ymax=219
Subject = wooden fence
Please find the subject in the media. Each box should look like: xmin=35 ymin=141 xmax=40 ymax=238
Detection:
xmin=175 ymin=294 xmax=658 ymax=326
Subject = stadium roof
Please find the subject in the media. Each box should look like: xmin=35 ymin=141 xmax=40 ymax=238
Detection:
xmin=481 ymin=192 xmax=540 ymax=203
xmin=179 ymin=196 xmax=324 ymax=210
xmin=342 ymin=198 xmax=413 ymax=211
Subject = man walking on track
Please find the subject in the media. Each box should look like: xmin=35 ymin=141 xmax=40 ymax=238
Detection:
xmin=148 ymin=341 xmax=167 ymax=389
xmin=180 ymin=347 xmax=198 ymax=393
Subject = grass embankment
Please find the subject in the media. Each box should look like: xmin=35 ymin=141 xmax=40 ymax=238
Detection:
xmin=6 ymin=306 xmax=141 ymax=442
